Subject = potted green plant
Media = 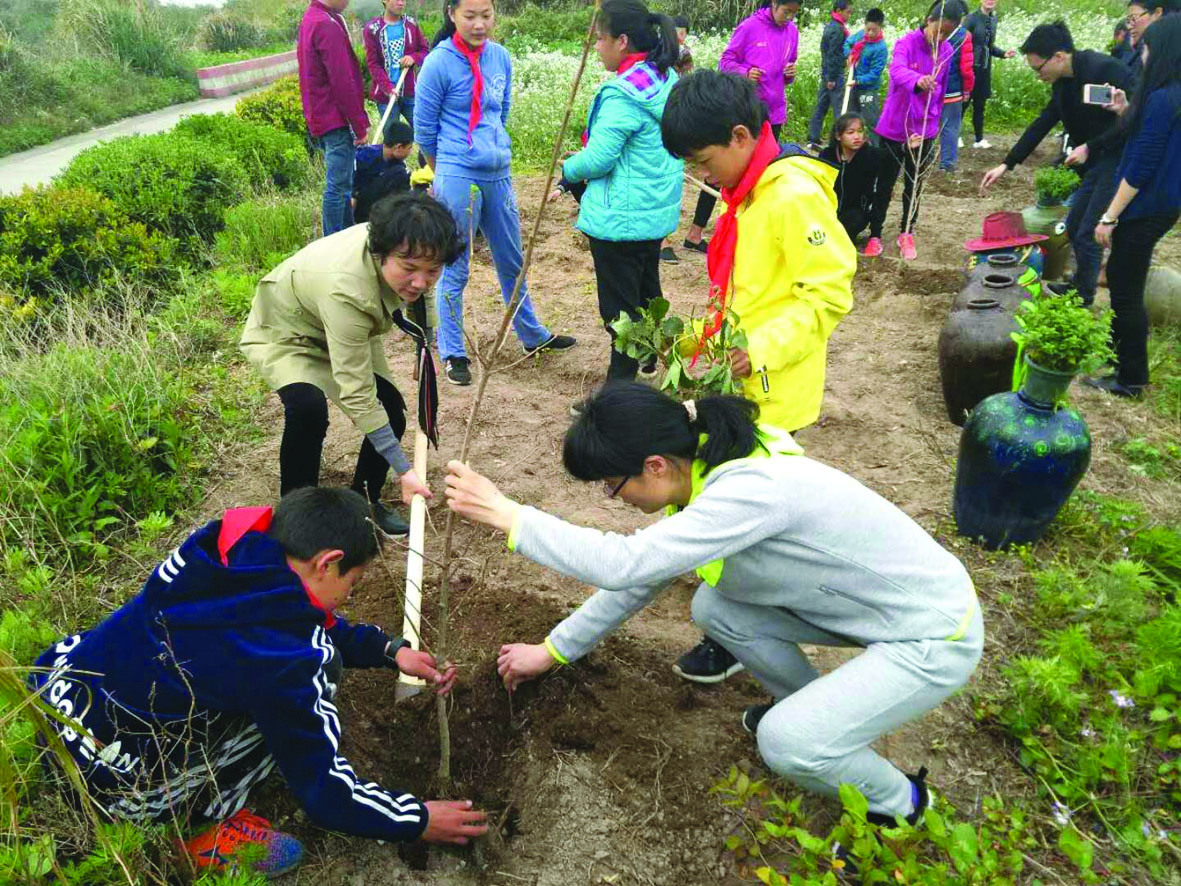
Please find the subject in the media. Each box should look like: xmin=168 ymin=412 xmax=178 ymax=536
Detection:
xmin=1033 ymin=165 xmax=1081 ymax=208
xmin=1011 ymin=286 xmax=1114 ymax=406
xmin=610 ymin=297 xmax=748 ymax=396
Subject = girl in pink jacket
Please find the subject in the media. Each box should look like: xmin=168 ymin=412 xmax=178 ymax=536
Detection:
xmin=719 ymin=0 xmax=801 ymax=138
xmin=874 ymin=0 xmax=967 ymax=260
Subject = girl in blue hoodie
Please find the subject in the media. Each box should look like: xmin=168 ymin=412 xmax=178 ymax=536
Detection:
xmin=562 ymin=0 xmax=684 ymax=385
xmin=415 ymin=0 xmax=577 ymax=386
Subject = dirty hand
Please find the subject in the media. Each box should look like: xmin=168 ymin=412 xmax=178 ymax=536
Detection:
xmin=547 ymin=187 xmax=563 ymax=203
xmin=728 ymin=348 xmax=752 ymax=379
xmin=980 ymin=163 xmax=1008 ymax=194
xmin=400 ymin=469 xmax=432 ymax=506
xmin=422 ymin=801 xmax=488 ymax=844
xmin=1094 ymin=222 xmax=1114 ymax=249
xmin=395 ymin=646 xmax=459 ymax=694
xmin=1064 ymin=143 xmax=1088 ymax=167
xmin=498 ymin=643 xmax=556 ymax=692
xmin=445 ymin=461 xmax=520 ymax=533
xmin=399 ymin=54 xmax=415 ymax=68
xmin=747 ymin=66 xmax=763 ymax=82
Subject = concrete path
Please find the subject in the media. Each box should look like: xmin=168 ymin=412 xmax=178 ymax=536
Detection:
xmin=0 ymin=91 xmax=262 ymax=195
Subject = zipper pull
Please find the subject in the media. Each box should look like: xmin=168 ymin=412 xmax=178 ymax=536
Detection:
xmin=759 ymin=366 xmax=770 ymax=393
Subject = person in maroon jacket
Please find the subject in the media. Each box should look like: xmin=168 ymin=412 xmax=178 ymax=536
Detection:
xmin=298 ymin=0 xmax=369 ymax=236
xmin=364 ymin=0 xmax=429 ymax=129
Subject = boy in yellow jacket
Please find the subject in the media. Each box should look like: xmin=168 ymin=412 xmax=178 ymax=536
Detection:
xmin=661 ymin=69 xmax=856 ymax=679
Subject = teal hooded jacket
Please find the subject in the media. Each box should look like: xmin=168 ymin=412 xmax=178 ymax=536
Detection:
xmin=562 ymin=60 xmax=683 ymax=242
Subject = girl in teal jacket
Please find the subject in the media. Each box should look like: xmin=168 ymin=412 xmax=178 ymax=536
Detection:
xmin=561 ymin=0 xmax=684 ymax=382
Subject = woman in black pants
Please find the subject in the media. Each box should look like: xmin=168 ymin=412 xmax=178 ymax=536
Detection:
xmin=1091 ymin=16 xmax=1181 ymax=398
xmin=820 ymin=113 xmax=894 ymax=256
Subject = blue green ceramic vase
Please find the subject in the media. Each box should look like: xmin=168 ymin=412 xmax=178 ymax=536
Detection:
xmin=952 ymin=360 xmax=1091 ymax=549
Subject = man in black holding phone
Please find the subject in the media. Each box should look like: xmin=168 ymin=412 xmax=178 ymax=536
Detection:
xmin=979 ymin=20 xmax=1132 ymax=305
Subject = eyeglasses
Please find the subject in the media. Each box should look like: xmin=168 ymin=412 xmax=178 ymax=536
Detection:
xmin=1029 ymin=55 xmax=1053 ymax=74
xmin=1126 ymin=11 xmax=1148 ymax=25
xmin=606 ymin=476 xmax=630 ymax=498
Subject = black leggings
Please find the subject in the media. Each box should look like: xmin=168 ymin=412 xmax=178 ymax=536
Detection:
xmin=588 ymin=236 xmax=663 ymax=379
xmin=838 ymin=207 xmax=870 ymax=242
xmin=1106 ymin=211 xmax=1180 ymax=387
xmin=277 ymin=376 xmax=407 ymax=501
xmin=880 ymin=137 xmax=938 ymax=234
xmin=971 ymin=90 xmax=987 ymax=143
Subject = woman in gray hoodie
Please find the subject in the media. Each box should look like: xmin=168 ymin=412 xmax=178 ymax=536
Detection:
xmin=444 ymin=383 xmax=983 ymax=824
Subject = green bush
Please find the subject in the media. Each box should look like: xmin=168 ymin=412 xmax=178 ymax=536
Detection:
xmin=235 ymin=75 xmax=307 ymax=140
xmin=173 ymin=113 xmax=312 ymax=191
xmin=58 ymin=133 xmax=250 ymax=252
xmin=56 ymin=0 xmax=191 ymax=80
xmin=0 ymin=186 xmax=176 ymax=305
xmin=198 ymin=11 xmax=268 ymax=53
xmin=215 ymin=195 xmax=314 ymax=272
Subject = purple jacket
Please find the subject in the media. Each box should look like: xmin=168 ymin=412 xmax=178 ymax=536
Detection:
xmin=718 ymin=8 xmax=799 ymax=125
xmin=362 ymin=15 xmax=429 ymax=104
xmin=297 ymin=0 xmax=368 ymax=139
xmin=875 ymin=28 xmax=953 ymax=143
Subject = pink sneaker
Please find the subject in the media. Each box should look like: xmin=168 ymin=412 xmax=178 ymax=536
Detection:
xmin=862 ymin=237 xmax=884 ymax=257
xmin=897 ymin=233 xmax=918 ymax=261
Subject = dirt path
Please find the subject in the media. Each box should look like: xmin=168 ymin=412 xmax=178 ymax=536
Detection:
xmin=200 ymin=139 xmax=1181 ymax=886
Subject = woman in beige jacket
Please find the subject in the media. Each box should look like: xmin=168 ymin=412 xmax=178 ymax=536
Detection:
xmin=241 ymin=193 xmax=462 ymax=534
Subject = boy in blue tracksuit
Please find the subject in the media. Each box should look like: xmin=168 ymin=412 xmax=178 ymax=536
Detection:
xmin=29 ymin=488 xmax=486 ymax=877
xmin=352 ymin=118 xmax=414 ymax=223
xmin=414 ymin=6 xmax=576 ymax=387
xmin=843 ymin=8 xmax=888 ymax=144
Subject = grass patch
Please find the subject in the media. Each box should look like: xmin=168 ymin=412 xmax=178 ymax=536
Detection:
xmin=182 ymin=41 xmax=295 ymax=71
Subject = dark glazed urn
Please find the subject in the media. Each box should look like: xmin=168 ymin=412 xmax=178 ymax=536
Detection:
xmin=938 ymin=297 xmax=1019 ymax=425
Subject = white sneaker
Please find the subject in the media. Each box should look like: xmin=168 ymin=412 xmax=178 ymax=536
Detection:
xmin=973 ymin=139 xmax=992 ymax=149
xmin=957 ymin=137 xmax=964 ymax=148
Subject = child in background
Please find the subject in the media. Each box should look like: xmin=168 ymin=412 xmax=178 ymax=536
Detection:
xmin=673 ymin=14 xmax=694 ymax=75
xmin=807 ymin=0 xmax=853 ymax=151
xmin=938 ymin=19 xmax=975 ymax=173
xmin=30 ymin=487 xmax=487 ymax=878
xmin=561 ymin=0 xmax=683 ymax=393
xmin=353 ymin=118 xmax=414 ymax=223
xmin=843 ymin=8 xmax=888 ymax=144
xmin=820 ymin=113 xmax=893 ymax=254
xmin=660 ymin=69 xmax=856 ymax=685
xmin=874 ymin=0 xmax=967 ymax=260
xmin=364 ymin=0 xmax=430 ymax=128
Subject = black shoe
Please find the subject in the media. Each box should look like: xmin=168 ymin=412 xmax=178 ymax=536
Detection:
xmin=659 ymin=246 xmax=680 ymax=264
xmin=681 ymin=238 xmax=708 ymax=254
xmin=673 ymin=636 xmax=745 ymax=683
xmin=371 ymin=501 xmax=410 ymax=536
xmin=1083 ymin=374 xmax=1144 ymax=399
xmin=866 ymin=766 xmax=932 ymax=828
xmin=522 ymin=333 xmax=577 ymax=356
xmin=444 ymin=356 xmax=472 ymax=385
xmin=741 ymin=702 xmax=773 ymax=735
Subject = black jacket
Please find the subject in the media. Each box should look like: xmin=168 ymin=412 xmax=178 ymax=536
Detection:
xmin=821 ymin=19 xmax=848 ymax=83
xmin=964 ymin=10 xmax=1006 ymax=71
xmin=821 ymin=141 xmax=893 ymax=237
xmin=1002 ymin=49 xmax=1133 ymax=171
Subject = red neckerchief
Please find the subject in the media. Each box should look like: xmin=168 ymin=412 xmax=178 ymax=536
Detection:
xmin=832 ymin=10 xmax=850 ymax=36
xmin=451 ymin=34 xmax=485 ymax=145
xmin=849 ymin=29 xmax=883 ymax=67
xmin=616 ymin=52 xmax=648 ymax=76
xmin=696 ymin=121 xmax=780 ymax=358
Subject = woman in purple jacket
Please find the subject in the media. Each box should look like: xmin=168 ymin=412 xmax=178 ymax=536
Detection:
xmin=874 ymin=0 xmax=967 ymax=260
xmin=719 ymin=0 xmax=801 ymax=142
xmin=364 ymin=0 xmax=430 ymax=128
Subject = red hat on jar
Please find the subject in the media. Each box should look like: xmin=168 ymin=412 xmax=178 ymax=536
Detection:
xmin=964 ymin=212 xmax=1049 ymax=251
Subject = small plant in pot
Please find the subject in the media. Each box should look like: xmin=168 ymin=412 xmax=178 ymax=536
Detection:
xmin=1011 ymin=286 xmax=1114 ymax=407
xmin=1033 ymin=165 xmax=1081 ymax=209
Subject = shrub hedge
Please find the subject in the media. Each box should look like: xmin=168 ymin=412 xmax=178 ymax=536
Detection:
xmin=235 ymin=75 xmax=307 ymax=140
xmin=173 ymin=113 xmax=312 ymax=191
xmin=0 ymin=186 xmax=176 ymax=305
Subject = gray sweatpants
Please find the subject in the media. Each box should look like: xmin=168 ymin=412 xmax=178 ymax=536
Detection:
xmin=692 ymin=583 xmax=983 ymax=817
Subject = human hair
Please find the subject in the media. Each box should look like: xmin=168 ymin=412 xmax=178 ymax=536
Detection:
xmin=562 ymin=383 xmax=763 ymax=481
xmin=866 ymin=7 xmax=886 ymax=24
xmin=672 ymin=14 xmax=689 ymax=29
xmin=1020 ymin=20 xmax=1075 ymax=57
xmin=383 ymin=118 xmax=414 ymax=147
xmin=432 ymin=0 xmax=493 ymax=47
xmin=1124 ymin=15 xmax=1181 ymax=137
xmin=758 ymin=0 xmax=801 ymax=7
xmin=269 ymin=487 xmax=380 ymax=573
xmin=599 ymin=0 xmax=680 ymax=74
xmin=832 ymin=0 xmax=851 ymax=10
xmin=367 ymin=191 xmax=463 ymax=264
xmin=1127 ymin=0 xmax=1179 ymax=14
xmin=926 ymin=0 xmax=967 ymax=25
xmin=830 ymin=112 xmax=866 ymax=151
xmin=661 ymin=70 xmax=767 ymax=157
xmin=1114 ymin=20 xmax=1129 ymax=37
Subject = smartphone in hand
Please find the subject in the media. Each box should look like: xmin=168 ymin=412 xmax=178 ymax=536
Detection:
xmin=1083 ymin=84 xmax=1114 ymax=106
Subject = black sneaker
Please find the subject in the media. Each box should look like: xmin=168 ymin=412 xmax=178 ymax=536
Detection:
xmin=1083 ymin=374 xmax=1144 ymax=399
xmin=521 ymin=333 xmax=577 ymax=356
xmin=659 ymin=246 xmax=680 ymax=264
xmin=681 ymin=238 xmax=709 ymax=255
xmin=673 ymin=635 xmax=745 ymax=683
xmin=866 ymin=766 xmax=932 ymax=828
xmin=444 ymin=356 xmax=472 ymax=385
xmin=371 ymin=501 xmax=410 ymax=536
xmin=741 ymin=702 xmax=773 ymax=735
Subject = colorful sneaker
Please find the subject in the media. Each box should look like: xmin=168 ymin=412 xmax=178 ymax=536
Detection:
xmin=862 ymin=237 xmax=884 ymax=258
xmin=897 ymin=233 xmax=917 ymax=261
xmin=182 ymin=809 xmax=303 ymax=878
xmin=673 ymin=635 xmax=744 ymax=683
